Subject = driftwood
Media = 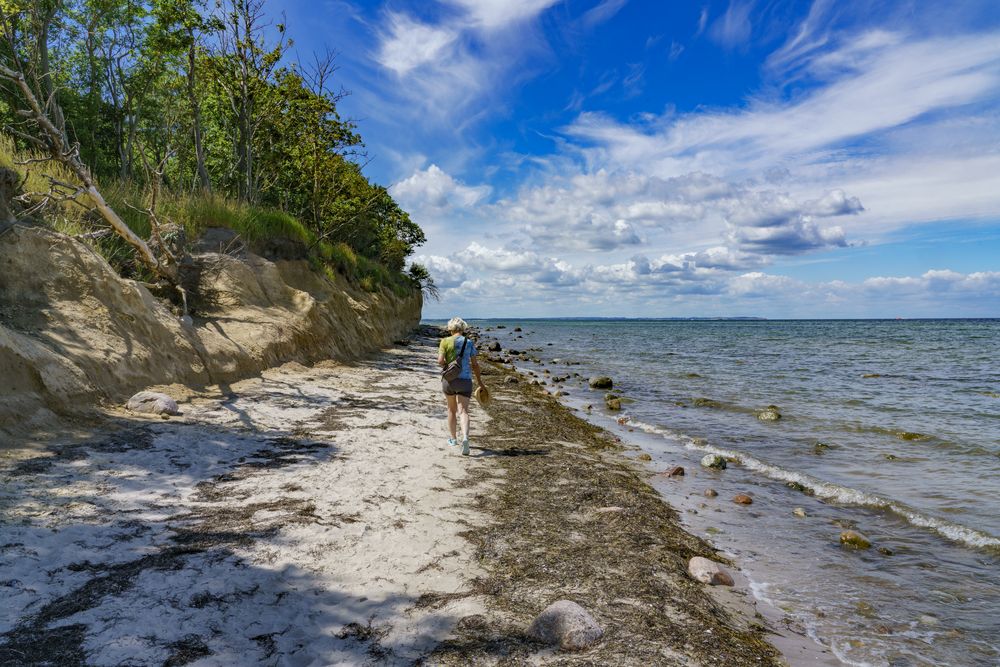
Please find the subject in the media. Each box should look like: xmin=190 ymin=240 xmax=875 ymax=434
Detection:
xmin=0 ymin=61 xmax=177 ymax=284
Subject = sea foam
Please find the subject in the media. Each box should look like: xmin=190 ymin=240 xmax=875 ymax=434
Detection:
xmin=629 ymin=419 xmax=1000 ymax=551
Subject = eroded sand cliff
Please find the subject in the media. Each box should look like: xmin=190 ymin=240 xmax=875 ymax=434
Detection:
xmin=0 ymin=223 xmax=421 ymax=437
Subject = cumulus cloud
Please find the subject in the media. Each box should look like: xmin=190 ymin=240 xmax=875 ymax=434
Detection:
xmin=391 ymin=164 xmax=491 ymax=211
xmin=412 ymin=254 xmax=469 ymax=288
xmin=496 ymin=166 xmax=862 ymax=258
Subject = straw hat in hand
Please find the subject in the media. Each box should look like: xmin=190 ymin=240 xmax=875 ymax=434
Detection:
xmin=474 ymin=385 xmax=491 ymax=407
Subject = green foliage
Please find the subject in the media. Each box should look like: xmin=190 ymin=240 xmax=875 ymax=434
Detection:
xmin=407 ymin=262 xmax=439 ymax=300
xmin=0 ymin=0 xmax=425 ymax=294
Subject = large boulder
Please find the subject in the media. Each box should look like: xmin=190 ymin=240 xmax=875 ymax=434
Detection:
xmin=589 ymin=376 xmax=614 ymax=389
xmin=126 ymin=391 xmax=179 ymax=415
xmin=526 ymin=600 xmax=603 ymax=651
xmin=687 ymin=557 xmax=735 ymax=586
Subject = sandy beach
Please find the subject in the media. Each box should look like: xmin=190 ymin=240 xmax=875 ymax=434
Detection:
xmin=0 ymin=329 xmax=821 ymax=665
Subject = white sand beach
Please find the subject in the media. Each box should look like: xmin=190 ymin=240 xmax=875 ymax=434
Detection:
xmin=1 ymin=339 xmax=488 ymax=665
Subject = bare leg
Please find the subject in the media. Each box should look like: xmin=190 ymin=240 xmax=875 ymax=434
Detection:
xmin=457 ymin=395 xmax=471 ymax=440
xmin=446 ymin=394 xmax=458 ymax=439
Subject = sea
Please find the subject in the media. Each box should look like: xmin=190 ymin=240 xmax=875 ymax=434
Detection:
xmin=428 ymin=318 xmax=1000 ymax=667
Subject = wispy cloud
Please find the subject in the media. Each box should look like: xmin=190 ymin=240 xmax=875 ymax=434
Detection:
xmin=708 ymin=0 xmax=754 ymax=49
xmin=580 ymin=0 xmax=629 ymax=29
xmin=444 ymin=0 xmax=562 ymax=30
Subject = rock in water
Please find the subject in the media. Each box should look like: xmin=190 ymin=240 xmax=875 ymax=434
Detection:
xmin=605 ymin=397 xmax=622 ymax=411
xmin=733 ymin=494 xmax=753 ymax=505
xmin=488 ymin=341 xmax=502 ymax=352
xmin=637 ymin=453 xmax=652 ymax=461
xmin=700 ymin=454 xmax=728 ymax=470
xmin=526 ymin=600 xmax=603 ymax=651
xmin=840 ymin=530 xmax=872 ymax=549
xmin=704 ymin=488 xmax=719 ymax=498
xmin=126 ymin=391 xmax=179 ymax=415
xmin=589 ymin=376 xmax=614 ymax=389
xmin=664 ymin=466 xmax=685 ymax=477
xmin=687 ymin=557 xmax=735 ymax=586
xmin=793 ymin=507 xmax=807 ymax=517
xmin=757 ymin=408 xmax=781 ymax=421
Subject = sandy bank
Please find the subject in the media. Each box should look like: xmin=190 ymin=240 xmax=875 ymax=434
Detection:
xmin=0 ymin=223 xmax=421 ymax=440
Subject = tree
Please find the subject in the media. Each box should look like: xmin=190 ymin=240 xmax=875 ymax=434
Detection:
xmin=205 ymin=0 xmax=289 ymax=201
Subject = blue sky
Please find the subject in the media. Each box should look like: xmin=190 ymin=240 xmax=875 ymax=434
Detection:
xmin=273 ymin=0 xmax=1000 ymax=318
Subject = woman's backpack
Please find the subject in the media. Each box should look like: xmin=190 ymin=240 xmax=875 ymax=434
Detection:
xmin=441 ymin=336 xmax=469 ymax=381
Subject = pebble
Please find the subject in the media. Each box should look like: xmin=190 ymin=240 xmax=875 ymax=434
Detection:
xmin=663 ymin=466 xmax=685 ymax=477
xmin=732 ymin=494 xmax=753 ymax=505
xmin=793 ymin=507 xmax=807 ymax=517
xmin=637 ymin=453 xmax=652 ymax=461
xmin=704 ymin=488 xmax=718 ymax=498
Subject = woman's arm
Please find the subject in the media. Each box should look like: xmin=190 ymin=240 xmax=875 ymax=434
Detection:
xmin=471 ymin=355 xmax=484 ymax=386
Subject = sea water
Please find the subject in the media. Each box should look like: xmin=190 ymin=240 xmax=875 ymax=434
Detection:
xmin=435 ymin=319 xmax=1000 ymax=667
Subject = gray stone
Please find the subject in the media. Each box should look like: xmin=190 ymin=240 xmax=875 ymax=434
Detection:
xmin=487 ymin=341 xmax=502 ymax=352
xmin=526 ymin=600 xmax=603 ymax=651
xmin=589 ymin=376 xmax=614 ymax=389
xmin=840 ymin=530 xmax=871 ymax=549
xmin=687 ymin=557 xmax=735 ymax=586
xmin=757 ymin=408 xmax=781 ymax=421
xmin=126 ymin=391 xmax=179 ymax=416
xmin=700 ymin=454 xmax=727 ymax=470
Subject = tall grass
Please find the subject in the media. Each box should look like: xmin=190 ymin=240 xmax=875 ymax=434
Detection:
xmin=0 ymin=135 xmax=415 ymax=295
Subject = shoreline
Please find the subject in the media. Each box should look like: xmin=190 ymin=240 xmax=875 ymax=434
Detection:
xmin=2 ymin=327 xmax=827 ymax=665
xmin=455 ymin=335 xmax=837 ymax=666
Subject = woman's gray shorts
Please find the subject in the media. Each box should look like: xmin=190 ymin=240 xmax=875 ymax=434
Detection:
xmin=442 ymin=377 xmax=474 ymax=397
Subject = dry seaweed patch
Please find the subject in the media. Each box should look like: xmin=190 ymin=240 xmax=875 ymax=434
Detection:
xmin=431 ymin=361 xmax=781 ymax=665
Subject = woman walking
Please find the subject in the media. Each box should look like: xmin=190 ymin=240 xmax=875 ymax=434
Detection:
xmin=438 ymin=317 xmax=483 ymax=456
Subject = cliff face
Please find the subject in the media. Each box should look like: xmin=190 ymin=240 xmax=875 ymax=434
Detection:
xmin=0 ymin=223 xmax=422 ymax=436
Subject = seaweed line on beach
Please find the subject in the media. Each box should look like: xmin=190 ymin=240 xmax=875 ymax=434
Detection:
xmin=428 ymin=354 xmax=783 ymax=666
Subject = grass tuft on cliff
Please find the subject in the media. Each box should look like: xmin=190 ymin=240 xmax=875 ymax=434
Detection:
xmin=0 ymin=137 xmax=415 ymax=296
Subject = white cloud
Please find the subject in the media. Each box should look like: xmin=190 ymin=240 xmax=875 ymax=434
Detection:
xmin=412 ymin=254 xmax=468 ymax=287
xmin=580 ymin=0 xmax=628 ymax=29
xmin=444 ymin=0 xmax=562 ymax=29
xmin=421 ymin=239 xmax=1000 ymax=317
xmin=565 ymin=31 xmax=1000 ymax=175
xmin=376 ymin=13 xmax=457 ymax=75
xmin=708 ymin=1 xmax=754 ymax=49
xmin=391 ymin=164 xmax=491 ymax=211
